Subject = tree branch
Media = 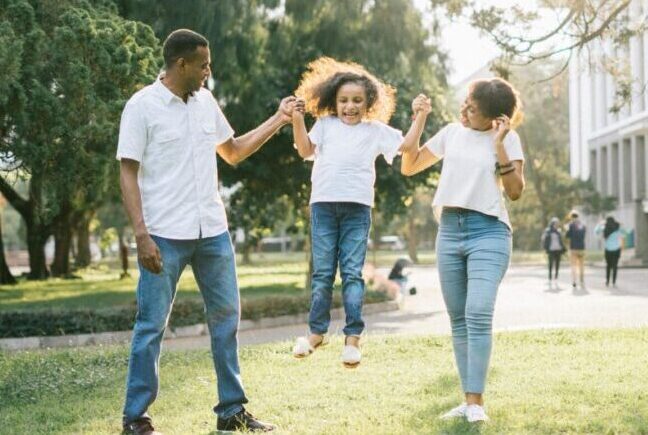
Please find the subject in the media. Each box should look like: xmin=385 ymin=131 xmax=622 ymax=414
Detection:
xmin=0 ymin=175 xmax=30 ymax=218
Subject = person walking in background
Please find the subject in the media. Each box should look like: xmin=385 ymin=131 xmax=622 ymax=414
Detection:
xmin=595 ymin=216 xmax=625 ymax=287
xmin=541 ymin=217 xmax=566 ymax=285
xmin=400 ymin=77 xmax=525 ymax=423
xmin=565 ymin=210 xmax=587 ymax=290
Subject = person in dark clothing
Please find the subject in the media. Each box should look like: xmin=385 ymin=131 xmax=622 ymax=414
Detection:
xmin=595 ymin=216 xmax=625 ymax=287
xmin=565 ymin=210 xmax=587 ymax=289
xmin=541 ymin=217 xmax=566 ymax=283
xmin=388 ymin=257 xmax=416 ymax=297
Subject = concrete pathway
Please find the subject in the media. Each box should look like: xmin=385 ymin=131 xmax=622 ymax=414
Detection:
xmin=165 ymin=264 xmax=648 ymax=351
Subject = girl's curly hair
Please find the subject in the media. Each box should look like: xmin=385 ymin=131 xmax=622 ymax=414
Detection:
xmin=295 ymin=57 xmax=396 ymax=123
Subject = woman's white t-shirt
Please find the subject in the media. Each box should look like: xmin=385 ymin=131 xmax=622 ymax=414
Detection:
xmin=424 ymin=122 xmax=524 ymax=230
xmin=306 ymin=116 xmax=403 ymax=207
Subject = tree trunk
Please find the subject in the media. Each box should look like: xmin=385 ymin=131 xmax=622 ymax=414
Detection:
xmin=26 ymin=226 xmax=49 ymax=280
xmin=50 ymin=206 xmax=73 ymax=277
xmin=0 ymin=218 xmax=16 ymax=284
xmin=407 ymin=212 xmax=419 ymax=263
xmin=75 ymin=212 xmax=92 ymax=268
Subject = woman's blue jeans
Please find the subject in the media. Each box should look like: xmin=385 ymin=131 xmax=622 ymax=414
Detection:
xmin=436 ymin=208 xmax=511 ymax=394
xmin=309 ymin=202 xmax=371 ymax=337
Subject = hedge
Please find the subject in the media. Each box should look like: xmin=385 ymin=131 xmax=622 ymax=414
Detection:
xmin=0 ymin=291 xmax=389 ymax=338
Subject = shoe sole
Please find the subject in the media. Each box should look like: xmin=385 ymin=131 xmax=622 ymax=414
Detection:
xmin=293 ymin=341 xmax=327 ymax=359
xmin=342 ymin=361 xmax=360 ymax=368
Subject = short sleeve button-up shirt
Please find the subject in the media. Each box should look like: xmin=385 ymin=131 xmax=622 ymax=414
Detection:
xmin=116 ymin=78 xmax=234 ymax=239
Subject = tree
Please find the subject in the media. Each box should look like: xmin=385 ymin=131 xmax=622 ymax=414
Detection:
xmin=431 ymin=0 xmax=638 ymax=108
xmin=0 ymin=0 xmax=160 ymax=278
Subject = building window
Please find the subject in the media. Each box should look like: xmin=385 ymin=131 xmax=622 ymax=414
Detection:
xmin=638 ymin=135 xmax=646 ymax=199
xmin=611 ymin=142 xmax=620 ymax=198
xmin=601 ymin=145 xmax=609 ymax=195
xmin=590 ymin=149 xmax=598 ymax=189
xmin=623 ymin=138 xmax=632 ymax=202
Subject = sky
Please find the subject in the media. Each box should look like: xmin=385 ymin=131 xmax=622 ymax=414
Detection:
xmin=413 ymin=0 xmax=556 ymax=85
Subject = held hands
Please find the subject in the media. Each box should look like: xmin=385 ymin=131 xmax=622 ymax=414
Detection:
xmin=277 ymin=96 xmax=306 ymax=124
xmin=136 ymin=233 xmax=163 ymax=274
xmin=411 ymin=94 xmax=432 ymax=117
xmin=292 ymin=98 xmax=306 ymax=121
xmin=493 ymin=115 xmax=511 ymax=143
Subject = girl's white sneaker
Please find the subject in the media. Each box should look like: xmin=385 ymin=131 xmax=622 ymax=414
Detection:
xmin=440 ymin=403 xmax=467 ymax=419
xmin=341 ymin=344 xmax=361 ymax=368
xmin=465 ymin=404 xmax=489 ymax=423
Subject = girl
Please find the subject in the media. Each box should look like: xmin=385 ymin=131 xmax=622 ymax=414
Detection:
xmin=595 ymin=216 xmax=625 ymax=287
xmin=401 ymin=78 xmax=525 ymax=422
xmin=290 ymin=57 xmax=411 ymax=368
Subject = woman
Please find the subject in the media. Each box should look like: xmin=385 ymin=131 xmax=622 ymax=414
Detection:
xmin=595 ymin=216 xmax=624 ymax=287
xmin=400 ymin=78 xmax=525 ymax=423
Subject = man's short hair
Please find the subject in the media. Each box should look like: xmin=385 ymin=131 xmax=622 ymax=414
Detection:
xmin=162 ymin=29 xmax=209 ymax=69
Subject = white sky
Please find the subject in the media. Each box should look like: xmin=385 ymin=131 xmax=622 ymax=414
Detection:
xmin=413 ymin=0 xmax=561 ymax=85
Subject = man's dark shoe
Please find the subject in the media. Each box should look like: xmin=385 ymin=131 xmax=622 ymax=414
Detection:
xmin=217 ymin=409 xmax=275 ymax=432
xmin=122 ymin=417 xmax=161 ymax=435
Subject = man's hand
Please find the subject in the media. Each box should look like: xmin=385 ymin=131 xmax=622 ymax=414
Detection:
xmin=292 ymin=98 xmax=306 ymax=121
xmin=277 ymin=96 xmax=298 ymax=124
xmin=411 ymin=93 xmax=432 ymax=117
xmin=136 ymin=233 xmax=162 ymax=274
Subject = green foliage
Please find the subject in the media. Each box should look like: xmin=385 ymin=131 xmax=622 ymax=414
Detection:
xmin=0 ymin=291 xmax=387 ymax=337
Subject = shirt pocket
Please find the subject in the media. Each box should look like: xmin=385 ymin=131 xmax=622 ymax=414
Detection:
xmin=150 ymin=129 xmax=183 ymax=158
xmin=199 ymin=121 xmax=222 ymax=150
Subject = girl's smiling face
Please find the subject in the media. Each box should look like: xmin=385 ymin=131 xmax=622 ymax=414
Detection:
xmin=336 ymin=82 xmax=367 ymax=125
xmin=460 ymin=95 xmax=493 ymax=131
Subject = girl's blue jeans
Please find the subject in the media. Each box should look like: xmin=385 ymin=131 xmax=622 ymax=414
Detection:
xmin=308 ymin=202 xmax=371 ymax=337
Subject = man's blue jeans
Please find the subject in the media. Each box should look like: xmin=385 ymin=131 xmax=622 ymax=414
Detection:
xmin=309 ymin=202 xmax=371 ymax=337
xmin=436 ymin=208 xmax=511 ymax=394
xmin=123 ymin=231 xmax=247 ymax=423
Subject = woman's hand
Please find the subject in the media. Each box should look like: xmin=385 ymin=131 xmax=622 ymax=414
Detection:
xmin=411 ymin=94 xmax=432 ymax=117
xmin=493 ymin=114 xmax=511 ymax=143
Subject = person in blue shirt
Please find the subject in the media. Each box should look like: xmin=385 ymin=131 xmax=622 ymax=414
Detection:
xmin=565 ymin=210 xmax=587 ymax=289
xmin=595 ymin=216 xmax=625 ymax=287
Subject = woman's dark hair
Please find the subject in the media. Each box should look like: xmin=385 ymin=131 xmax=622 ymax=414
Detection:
xmin=604 ymin=216 xmax=620 ymax=239
xmin=469 ymin=78 xmax=523 ymax=127
xmin=163 ymin=29 xmax=209 ymax=69
xmin=313 ymin=72 xmax=378 ymax=114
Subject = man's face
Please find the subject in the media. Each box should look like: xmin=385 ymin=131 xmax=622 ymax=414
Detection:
xmin=179 ymin=45 xmax=211 ymax=94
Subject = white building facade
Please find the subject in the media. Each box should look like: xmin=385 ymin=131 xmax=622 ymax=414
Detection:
xmin=569 ymin=0 xmax=648 ymax=264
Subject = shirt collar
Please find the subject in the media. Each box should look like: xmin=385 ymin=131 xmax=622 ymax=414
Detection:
xmin=153 ymin=74 xmax=197 ymax=105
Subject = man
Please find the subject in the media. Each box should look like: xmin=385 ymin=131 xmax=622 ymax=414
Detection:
xmin=566 ymin=210 xmax=587 ymax=290
xmin=118 ymin=29 xmax=295 ymax=434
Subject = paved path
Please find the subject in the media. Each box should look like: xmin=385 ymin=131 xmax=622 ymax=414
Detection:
xmin=165 ymin=264 xmax=648 ymax=351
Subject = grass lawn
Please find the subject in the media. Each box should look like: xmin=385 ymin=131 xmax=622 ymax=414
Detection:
xmin=1 ymin=328 xmax=647 ymax=434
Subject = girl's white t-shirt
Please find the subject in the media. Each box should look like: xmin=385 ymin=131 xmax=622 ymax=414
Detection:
xmin=424 ymin=122 xmax=524 ymax=230
xmin=307 ymin=115 xmax=403 ymax=207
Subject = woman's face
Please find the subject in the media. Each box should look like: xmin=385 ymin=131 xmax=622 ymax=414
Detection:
xmin=336 ymin=82 xmax=367 ymax=125
xmin=460 ymin=95 xmax=493 ymax=131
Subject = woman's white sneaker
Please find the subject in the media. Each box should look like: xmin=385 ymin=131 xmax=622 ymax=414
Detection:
xmin=440 ymin=403 xmax=467 ymax=419
xmin=341 ymin=345 xmax=361 ymax=368
xmin=465 ymin=404 xmax=489 ymax=423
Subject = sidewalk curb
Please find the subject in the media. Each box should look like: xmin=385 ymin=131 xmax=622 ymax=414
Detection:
xmin=0 ymin=301 xmax=399 ymax=352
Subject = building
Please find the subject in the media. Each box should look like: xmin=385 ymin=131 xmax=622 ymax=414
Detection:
xmin=569 ymin=0 xmax=648 ymax=264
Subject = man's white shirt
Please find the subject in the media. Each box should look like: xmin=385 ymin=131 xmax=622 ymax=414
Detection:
xmin=116 ymin=78 xmax=233 ymax=239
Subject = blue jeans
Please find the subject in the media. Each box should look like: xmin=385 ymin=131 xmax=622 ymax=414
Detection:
xmin=123 ymin=231 xmax=247 ymax=423
xmin=309 ymin=202 xmax=371 ymax=337
xmin=436 ymin=208 xmax=511 ymax=394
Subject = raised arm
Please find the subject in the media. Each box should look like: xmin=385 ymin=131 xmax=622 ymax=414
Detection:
xmin=401 ymin=94 xmax=440 ymax=176
xmin=291 ymin=98 xmax=314 ymax=159
xmin=493 ymin=115 xmax=525 ymax=201
xmin=217 ymin=96 xmax=297 ymax=165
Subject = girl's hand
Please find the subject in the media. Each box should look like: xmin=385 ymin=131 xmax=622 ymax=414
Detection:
xmin=293 ymin=98 xmax=306 ymax=120
xmin=277 ymin=96 xmax=297 ymax=124
xmin=411 ymin=94 xmax=432 ymax=117
xmin=493 ymin=115 xmax=511 ymax=142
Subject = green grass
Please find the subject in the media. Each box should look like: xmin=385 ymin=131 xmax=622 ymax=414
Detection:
xmin=1 ymin=328 xmax=647 ymax=434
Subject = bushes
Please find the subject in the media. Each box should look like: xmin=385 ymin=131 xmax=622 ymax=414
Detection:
xmin=0 ymin=291 xmax=388 ymax=338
